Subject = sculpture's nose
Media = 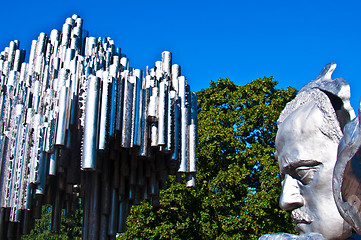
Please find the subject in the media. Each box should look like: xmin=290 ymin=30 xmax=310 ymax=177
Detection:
xmin=279 ymin=174 xmax=304 ymax=211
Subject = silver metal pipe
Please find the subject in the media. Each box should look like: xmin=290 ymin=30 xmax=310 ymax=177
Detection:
xmin=158 ymin=81 xmax=166 ymax=146
xmin=119 ymin=175 xmax=125 ymax=196
xmin=51 ymin=189 xmax=62 ymax=231
xmin=143 ymin=179 xmax=149 ymax=200
xmin=115 ymin=73 xmax=124 ymax=132
xmin=151 ymin=123 xmax=158 ymax=147
xmin=85 ymin=37 xmax=97 ymax=57
xmin=117 ymin=197 xmax=127 ymax=233
xmin=50 ymin=29 xmax=60 ymax=47
xmin=81 ymin=75 xmax=100 ymax=170
xmin=149 ymin=171 xmax=158 ymax=196
xmin=145 ymin=75 xmax=151 ymax=89
xmin=120 ymin=150 xmax=129 ymax=178
xmin=61 ymin=23 xmax=72 ymax=47
xmin=139 ymin=88 xmax=150 ymax=157
xmin=48 ymin=149 xmax=58 ymax=176
xmin=132 ymin=69 xmax=142 ymax=147
xmin=32 ymin=80 xmax=41 ymax=113
xmin=7 ymin=41 xmax=17 ymax=68
xmin=120 ymin=57 xmax=128 ymax=71
xmin=171 ymin=64 xmax=180 ymax=92
xmin=149 ymin=87 xmax=158 ymax=147
xmin=121 ymin=76 xmax=134 ymax=148
xmin=108 ymin=188 xmax=118 ymax=236
xmin=129 ymin=153 xmax=137 ymax=186
xmin=112 ymin=157 xmax=120 ymax=189
xmin=65 ymin=17 xmax=75 ymax=26
xmin=99 ymin=71 xmax=110 ymax=150
xmin=166 ymin=91 xmax=176 ymax=152
xmin=55 ymin=86 xmax=68 ymax=145
xmin=189 ymin=92 xmax=197 ymax=173
xmin=137 ymin=158 xmax=144 ymax=186
xmin=13 ymin=49 xmax=25 ymax=72
xmin=69 ymin=67 xmax=79 ymax=126
xmin=155 ymin=61 xmax=162 ymax=80
xmin=161 ymin=51 xmax=172 ymax=78
xmin=8 ymin=105 xmax=25 ymax=219
xmin=64 ymin=48 xmax=75 ymax=70
xmin=36 ymin=33 xmax=47 ymax=57
xmin=178 ymin=76 xmax=188 ymax=172
xmin=35 ymin=145 xmax=47 ymax=195
xmin=7 ymin=70 xmax=16 ymax=86
xmin=57 ymin=68 xmax=69 ymax=92
xmin=82 ymin=174 xmax=90 ymax=240
xmin=88 ymin=172 xmax=100 ymax=239
xmin=129 ymin=185 xmax=135 ymax=201
xmin=28 ymin=113 xmax=43 ymax=184
xmin=109 ymin=77 xmax=117 ymax=137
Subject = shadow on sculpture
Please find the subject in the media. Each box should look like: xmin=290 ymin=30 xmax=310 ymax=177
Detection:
xmin=334 ymin=95 xmax=361 ymax=235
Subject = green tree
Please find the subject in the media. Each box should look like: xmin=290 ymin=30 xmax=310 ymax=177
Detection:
xmin=120 ymin=77 xmax=297 ymax=239
xmin=22 ymin=203 xmax=82 ymax=240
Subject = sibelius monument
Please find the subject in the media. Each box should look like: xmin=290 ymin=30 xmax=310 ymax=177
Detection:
xmin=0 ymin=15 xmax=198 ymax=239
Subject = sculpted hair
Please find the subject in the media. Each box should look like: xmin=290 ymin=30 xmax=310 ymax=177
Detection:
xmin=278 ymin=62 xmax=355 ymax=143
xmin=277 ymin=88 xmax=343 ymax=143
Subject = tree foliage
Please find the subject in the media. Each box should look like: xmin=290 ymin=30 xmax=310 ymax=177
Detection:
xmin=21 ymin=203 xmax=82 ymax=240
xmin=119 ymin=77 xmax=297 ymax=239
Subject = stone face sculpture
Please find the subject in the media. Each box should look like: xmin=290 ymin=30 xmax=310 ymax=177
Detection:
xmin=274 ymin=63 xmax=355 ymax=240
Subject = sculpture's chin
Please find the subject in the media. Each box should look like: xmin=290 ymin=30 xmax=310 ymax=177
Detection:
xmin=295 ymin=224 xmax=352 ymax=240
xmin=295 ymin=223 xmax=308 ymax=235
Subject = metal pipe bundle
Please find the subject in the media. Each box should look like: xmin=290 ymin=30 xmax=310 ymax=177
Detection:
xmin=0 ymin=15 xmax=197 ymax=239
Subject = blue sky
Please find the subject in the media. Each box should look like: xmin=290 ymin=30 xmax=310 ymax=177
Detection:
xmin=1 ymin=0 xmax=361 ymax=109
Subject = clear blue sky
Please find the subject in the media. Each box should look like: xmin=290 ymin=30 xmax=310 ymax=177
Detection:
xmin=1 ymin=0 xmax=361 ymax=109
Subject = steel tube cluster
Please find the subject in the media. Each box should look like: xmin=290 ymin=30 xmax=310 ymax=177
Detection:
xmin=0 ymin=15 xmax=197 ymax=239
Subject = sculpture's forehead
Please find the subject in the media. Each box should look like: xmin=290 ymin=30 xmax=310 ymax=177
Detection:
xmin=277 ymin=102 xmax=324 ymax=143
xmin=276 ymin=102 xmax=326 ymax=168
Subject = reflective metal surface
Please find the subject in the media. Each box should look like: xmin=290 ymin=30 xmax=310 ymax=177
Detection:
xmin=0 ymin=15 xmax=198 ymax=239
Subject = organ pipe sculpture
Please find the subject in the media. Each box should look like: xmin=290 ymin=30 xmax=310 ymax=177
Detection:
xmin=0 ymin=14 xmax=197 ymax=239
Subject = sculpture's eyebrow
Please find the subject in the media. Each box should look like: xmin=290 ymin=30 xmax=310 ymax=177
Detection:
xmin=282 ymin=159 xmax=322 ymax=174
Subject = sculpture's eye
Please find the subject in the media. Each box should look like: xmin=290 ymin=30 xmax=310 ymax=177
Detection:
xmin=295 ymin=166 xmax=319 ymax=185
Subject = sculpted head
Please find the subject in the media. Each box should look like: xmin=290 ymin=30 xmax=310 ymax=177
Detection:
xmin=275 ymin=63 xmax=355 ymax=239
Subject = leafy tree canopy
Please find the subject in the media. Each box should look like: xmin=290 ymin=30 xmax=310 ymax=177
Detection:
xmin=119 ymin=77 xmax=298 ymax=240
xmin=21 ymin=203 xmax=82 ymax=240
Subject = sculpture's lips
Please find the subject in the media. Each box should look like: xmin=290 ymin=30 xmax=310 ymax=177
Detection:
xmin=293 ymin=218 xmax=312 ymax=224
xmin=291 ymin=209 xmax=312 ymax=225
